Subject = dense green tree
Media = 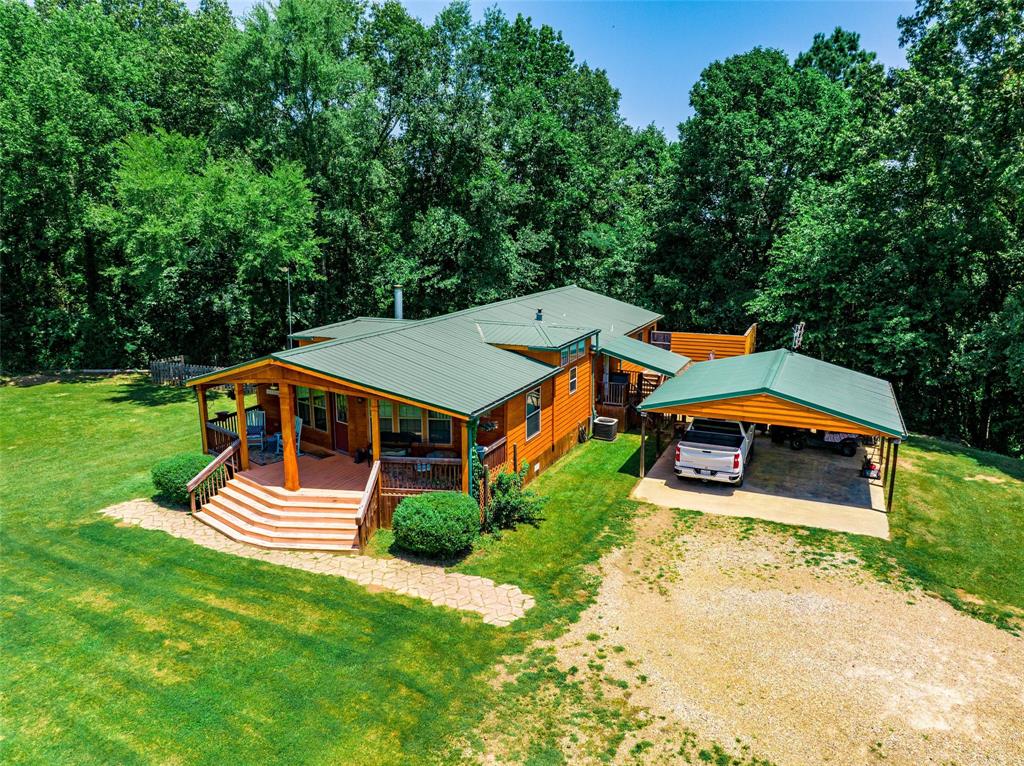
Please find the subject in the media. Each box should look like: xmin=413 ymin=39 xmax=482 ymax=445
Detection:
xmin=1 ymin=0 xmax=154 ymax=368
xmin=0 ymin=0 xmax=1019 ymax=454
xmin=97 ymin=130 xmax=321 ymax=363
xmin=652 ymin=48 xmax=857 ymax=332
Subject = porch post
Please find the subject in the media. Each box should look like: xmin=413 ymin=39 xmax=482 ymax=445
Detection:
xmin=639 ymin=412 xmax=647 ymax=478
xmin=197 ymin=385 xmax=209 ymax=454
xmin=279 ymin=382 xmax=300 ymax=491
xmin=369 ymin=398 xmax=381 ymax=463
xmin=234 ymin=383 xmax=249 ymax=470
xmin=461 ymin=419 xmax=470 ymax=493
xmin=887 ymin=439 xmax=900 ymax=512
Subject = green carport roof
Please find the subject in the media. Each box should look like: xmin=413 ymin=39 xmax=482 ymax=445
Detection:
xmin=638 ymin=349 xmax=907 ymax=437
xmin=600 ymin=335 xmax=690 ymax=377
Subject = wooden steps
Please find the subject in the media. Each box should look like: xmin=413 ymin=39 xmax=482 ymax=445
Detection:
xmin=194 ymin=474 xmax=364 ymax=552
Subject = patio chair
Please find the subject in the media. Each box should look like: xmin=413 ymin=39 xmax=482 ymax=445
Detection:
xmin=274 ymin=416 xmax=303 ymax=459
xmin=246 ymin=409 xmax=266 ymax=452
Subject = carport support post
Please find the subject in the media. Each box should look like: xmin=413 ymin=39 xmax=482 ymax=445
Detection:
xmin=887 ymin=439 xmax=900 ymax=511
xmin=639 ymin=412 xmax=647 ymax=478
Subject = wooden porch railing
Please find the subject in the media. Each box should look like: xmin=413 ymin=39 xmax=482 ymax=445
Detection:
xmin=187 ymin=439 xmax=241 ymax=514
xmin=205 ymin=421 xmax=237 ymax=454
xmin=355 ymin=460 xmax=383 ymax=549
xmin=378 ymin=455 xmax=463 ymax=520
xmin=207 ymin=404 xmax=262 ymax=439
xmin=603 ymin=381 xmax=629 ymax=406
xmin=480 ymin=436 xmax=509 ymax=474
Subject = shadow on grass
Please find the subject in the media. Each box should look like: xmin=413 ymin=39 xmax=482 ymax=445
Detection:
xmin=3 ymin=372 xmax=131 ymax=387
xmin=105 ymin=379 xmax=196 ymax=407
xmin=909 ymin=434 xmax=1024 ymax=482
xmin=615 ymin=436 xmax=662 ymax=478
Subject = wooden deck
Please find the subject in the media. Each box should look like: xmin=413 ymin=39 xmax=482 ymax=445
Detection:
xmin=241 ymin=453 xmax=371 ymax=495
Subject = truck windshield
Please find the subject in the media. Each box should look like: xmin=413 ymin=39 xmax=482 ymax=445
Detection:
xmin=690 ymin=419 xmax=740 ymax=436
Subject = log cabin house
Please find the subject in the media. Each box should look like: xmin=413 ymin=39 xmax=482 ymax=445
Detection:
xmin=185 ymin=285 xmax=753 ymax=552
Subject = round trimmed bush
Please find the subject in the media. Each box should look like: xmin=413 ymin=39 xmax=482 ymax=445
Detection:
xmin=392 ymin=492 xmax=479 ymax=558
xmin=152 ymin=452 xmax=213 ymax=505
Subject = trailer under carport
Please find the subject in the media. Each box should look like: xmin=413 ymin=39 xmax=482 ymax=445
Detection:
xmin=637 ymin=349 xmax=909 ymax=510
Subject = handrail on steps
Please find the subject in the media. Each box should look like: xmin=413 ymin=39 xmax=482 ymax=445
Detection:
xmin=354 ymin=460 xmax=382 ymax=525
xmin=187 ymin=439 xmax=241 ymax=514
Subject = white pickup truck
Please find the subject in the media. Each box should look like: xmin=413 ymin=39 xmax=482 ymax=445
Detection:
xmin=674 ymin=418 xmax=756 ymax=487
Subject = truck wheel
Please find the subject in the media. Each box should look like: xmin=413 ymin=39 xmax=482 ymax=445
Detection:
xmin=839 ymin=440 xmax=857 ymax=458
xmin=789 ymin=436 xmax=806 ymax=451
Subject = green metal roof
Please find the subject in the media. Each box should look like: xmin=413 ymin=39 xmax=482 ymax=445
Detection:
xmin=638 ymin=349 xmax=907 ymax=437
xmin=273 ymin=317 xmax=562 ymax=418
xmin=290 ymin=317 xmax=415 ymax=341
xmin=600 ymin=335 xmax=690 ymax=377
xmin=195 ymin=286 xmax=663 ymax=418
xmin=474 ymin=320 xmax=598 ymax=350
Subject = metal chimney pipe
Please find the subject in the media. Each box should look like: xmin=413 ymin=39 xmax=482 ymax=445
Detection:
xmin=536 ymin=308 xmax=543 ymax=321
xmin=394 ymin=285 xmax=404 ymax=320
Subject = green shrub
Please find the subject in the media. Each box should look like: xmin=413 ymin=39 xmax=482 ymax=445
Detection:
xmin=484 ymin=461 xmax=544 ymax=531
xmin=392 ymin=492 xmax=479 ymax=558
xmin=152 ymin=452 xmax=213 ymax=505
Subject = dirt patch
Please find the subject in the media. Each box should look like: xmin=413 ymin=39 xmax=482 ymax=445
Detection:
xmin=500 ymin=510 xmax=1024 ymax=765
xmin=963 ymin=474 xmax=1008 ymax=484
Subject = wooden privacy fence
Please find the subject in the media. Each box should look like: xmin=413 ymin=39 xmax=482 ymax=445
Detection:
xmin=650 ymin=324 xmax=757 ymax=360
xmin=150 ymin=356 xmax=221 ymax=386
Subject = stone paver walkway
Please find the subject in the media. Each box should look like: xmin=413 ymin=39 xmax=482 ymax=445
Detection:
xmin=100 ymin=499 xmax=535 ymax=626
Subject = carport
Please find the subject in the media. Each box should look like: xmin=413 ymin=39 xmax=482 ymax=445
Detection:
xmin=636 ymin=349 xmax=908 ymax=511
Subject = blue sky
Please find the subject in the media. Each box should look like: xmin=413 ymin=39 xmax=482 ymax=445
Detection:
xmin=202 ymin=1 xmax=916 ymax=134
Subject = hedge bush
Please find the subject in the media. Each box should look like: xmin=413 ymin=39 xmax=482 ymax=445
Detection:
xmin=152 ymin=452 xmax=213 ymax=505
xmin=484 ymin=461 xmax=544 ymax=532
xmin=392 ymin=492 xmax=479 ymax=558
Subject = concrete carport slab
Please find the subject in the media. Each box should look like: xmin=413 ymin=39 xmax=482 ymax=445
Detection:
xmin=631 ymin=439 xmax=889 ymax=539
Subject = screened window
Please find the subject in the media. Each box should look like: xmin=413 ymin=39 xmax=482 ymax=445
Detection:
xmin=428 ymin=411 xmax=452 ymax=444
xmin=526 ymin=387 xmax=541 ymax=440
xmin=576 ymin=340 xmax=586 ymax=358
xmin=569 ymin=366 xmax=578 ymax=394
xmin=398 ymin=404 xmax=423 ymax=438
xmin=334 ymin=393 xmax=348 ymax=423
xmin=295 ymin=386 xmax=311 ymax=426
xmin=311 ymin=389 xmax=328 ymax=431
xmin=296 ymin=387 xmax=328 ymax=431
xmin=560 ymin=347 xmax=569 ymax=366
xmin=378 ymin=401 xmax=393 ymax=434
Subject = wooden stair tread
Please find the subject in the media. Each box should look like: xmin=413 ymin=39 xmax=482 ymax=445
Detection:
xmin=206 ymin=497 xmax=359 ymax=530
xmin=218 ymin=485 xmax=360 ymax=517
xmin=195 ymin=512 xmax=359 ymax=552
xmin=233 ymin=474 xmax=364 ymax=502
xmin=229 ymin=477 xmax=362 ymax=508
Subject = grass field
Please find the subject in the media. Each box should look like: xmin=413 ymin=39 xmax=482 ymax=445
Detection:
xmin=0 ymin=375 xmax=649 ymax=764
xmin=1 ymin=375 xmax=1021 ymax=763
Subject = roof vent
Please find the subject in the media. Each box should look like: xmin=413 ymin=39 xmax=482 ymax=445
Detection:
xmin=535 ymin=308 xmax=543 ymax=321
xmin=394 ymin=285 xmax=404 ymax=320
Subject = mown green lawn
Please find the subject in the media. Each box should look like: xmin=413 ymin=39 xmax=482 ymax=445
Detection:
xmin=2 ymin=376 xmax=1021 ymax=764
xmin=884 ymin=436 xmax=1024 ymax=628
xmin=0 ymin=375 xmax=649 ymax=764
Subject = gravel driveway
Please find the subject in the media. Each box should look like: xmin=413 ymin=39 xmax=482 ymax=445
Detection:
xmin=553 ymin=509 xmax=1024 ymax=765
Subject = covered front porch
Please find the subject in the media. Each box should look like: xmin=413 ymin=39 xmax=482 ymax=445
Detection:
xmin=191 ymin=363 xmax=473 ymax=497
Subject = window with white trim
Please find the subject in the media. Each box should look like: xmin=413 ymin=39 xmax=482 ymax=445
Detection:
xmin=569 ymin=366 xmax=578 ymax=394
xmin=525 ymin=387 xmax=542 ymax=440
xmin=378 ymin=400 xmax=394 ymax=434
xmin=296 ymin=386 xmax=328 ymax=431
xmin=560 ymin=347 xmax=569 ymax=366
xmin=428 ymin=411 xmax=452 ymax=444
xmin=398 ymin=403 xmax=423 ymax=438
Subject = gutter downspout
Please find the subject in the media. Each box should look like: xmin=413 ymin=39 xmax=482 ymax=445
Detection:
xmin=468 ymin=417 xmax=480 ymax=501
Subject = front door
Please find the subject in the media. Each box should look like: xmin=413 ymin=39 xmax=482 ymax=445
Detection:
xmin=333 ymin=393 xmax=349 ymax=453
